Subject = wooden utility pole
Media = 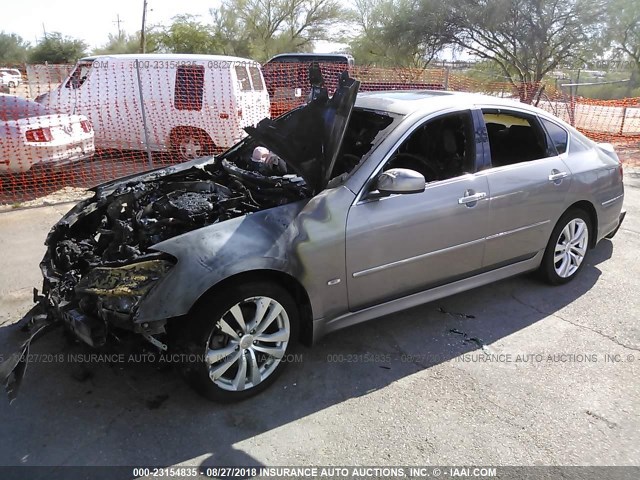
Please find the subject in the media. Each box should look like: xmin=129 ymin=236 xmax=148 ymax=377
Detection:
xmin=114 ymin=14 xmax=124 ymax=40
xmin=140 ymin=0 xmax=148 ymax=53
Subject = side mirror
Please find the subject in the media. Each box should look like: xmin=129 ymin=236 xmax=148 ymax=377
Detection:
xmin=376 ymin=168 xmax=425 ymax=195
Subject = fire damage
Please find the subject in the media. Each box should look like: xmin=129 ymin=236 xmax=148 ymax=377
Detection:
xmin=46 ymin=157 xmax=310 ymax=331
xmin=1 ymin=154 xmax=313 ymax=400
xmin=0 ymin=70 xmax=367 ymax=401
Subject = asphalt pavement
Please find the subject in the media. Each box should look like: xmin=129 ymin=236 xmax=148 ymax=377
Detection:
xmin=0 ymin=170 xmax=638 ymax=471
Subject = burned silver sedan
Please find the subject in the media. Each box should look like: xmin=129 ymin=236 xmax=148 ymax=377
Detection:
xmin=2 ymin=74 xmax=626 ymax=402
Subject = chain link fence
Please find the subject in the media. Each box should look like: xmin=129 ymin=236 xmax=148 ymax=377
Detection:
xmin=1 ymin=60 xmax=638 ymax=205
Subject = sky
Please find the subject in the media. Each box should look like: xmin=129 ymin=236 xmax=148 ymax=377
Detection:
xmin=0 ymin=0 xmax=342 ymax=52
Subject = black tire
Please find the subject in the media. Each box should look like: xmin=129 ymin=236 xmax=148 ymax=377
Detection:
xmin=170 ymin=128 xmax=215 ymax=162
xmin=539 ymin=208 xmax=592 ymax=285
xmin=177 ymin=281 xmax=299 ymax=402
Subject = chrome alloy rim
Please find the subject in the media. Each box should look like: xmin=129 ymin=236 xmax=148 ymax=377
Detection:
xmin=554 ymin=218 xmax=588 ymax=278
xmin=205 ymin=296 xmax=290 ymax=391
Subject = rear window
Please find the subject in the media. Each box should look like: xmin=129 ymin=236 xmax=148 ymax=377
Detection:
xmin=0 ymin=96 xmax=51 ymax=121
xmin=175 ymin=65 xmax=205 ymax=111
xmin=267 ymin=55 xmax=351 ymax=65
xmin=235 ymin=66 xmax=252 ymax=91
xmin=249 ymin=66 xmax=264 ymax=91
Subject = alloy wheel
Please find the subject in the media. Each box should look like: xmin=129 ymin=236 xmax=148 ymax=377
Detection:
xmin=204 ymin=296 xmax=291 ymax=392
xmin=553 ymin=218 xmax=588 ymax=278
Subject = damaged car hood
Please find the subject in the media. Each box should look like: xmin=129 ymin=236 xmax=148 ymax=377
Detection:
xmin=41 ymin=72 xmax=361 ymax=308
xmin=246 ymin=71 xmax=360 ymax=194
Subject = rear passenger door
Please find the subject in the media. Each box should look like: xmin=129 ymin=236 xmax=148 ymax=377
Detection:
xmin=477 ymin=108 xmax=572 ymax=268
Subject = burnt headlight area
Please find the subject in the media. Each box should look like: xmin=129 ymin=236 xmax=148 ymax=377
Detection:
xmin=73 ymin=259 xmax=174 ymax=332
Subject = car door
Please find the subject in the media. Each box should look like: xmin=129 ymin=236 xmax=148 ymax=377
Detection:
xmin=345 ymin=109 xmax=490 ymax=311
xmin=477 ymin=107 xmax=572 ymax=268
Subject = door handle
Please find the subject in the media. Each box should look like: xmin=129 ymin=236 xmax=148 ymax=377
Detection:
xmin=458 ymin=192 xmax=487 ymax=204
xmin=548 ymin=171 xmax=568 ymax=182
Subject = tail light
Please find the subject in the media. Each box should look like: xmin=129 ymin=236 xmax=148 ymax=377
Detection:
xmin=25 ymin=127 xmax=53 ymax=142
xmin=80 ymin=119 xmax=92 ymax=133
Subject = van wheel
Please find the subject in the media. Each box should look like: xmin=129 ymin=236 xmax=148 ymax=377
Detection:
xmin=170 ymin=128 xmax=214 ymax=161
xmin=177 ymin=282 xmax=299 ymax=402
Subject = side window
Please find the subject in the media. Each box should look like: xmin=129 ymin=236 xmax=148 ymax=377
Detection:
xmin=540 ymin=118 xmax=568 ymax=154
xmin=248 ymin=66 xmax=265 ymax=91
xmin=65 ymin=63 xmax=92 ymax=89
xmin=384 ymin=111 xmax=475 ymax=182
xmin=235 ymin=66 xmax=252 ymax=91
xmin=483 ymin=110 xmax=550 ymax=167
xmin=175 ymin=65 xmax=205 ymax=111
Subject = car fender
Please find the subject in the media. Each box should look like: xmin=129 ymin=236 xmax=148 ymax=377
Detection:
xmin=134 ymin=186 xmax=355 ymax=325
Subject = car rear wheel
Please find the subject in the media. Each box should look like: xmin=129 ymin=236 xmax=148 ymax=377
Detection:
xmin=178 ymin=282 xmax=299 ymax=402
xmin=539 ymin=208 xmax=591 ymax=285
xmin=170 ymin=128 xmax=214 ymax=161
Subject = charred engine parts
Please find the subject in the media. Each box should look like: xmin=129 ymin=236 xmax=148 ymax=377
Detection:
xmin=40 ymin=156 xmax=310 ymax=333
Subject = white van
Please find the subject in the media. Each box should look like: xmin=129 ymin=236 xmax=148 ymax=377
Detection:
xmin=36 ymin=54 xmax=270 ymax=160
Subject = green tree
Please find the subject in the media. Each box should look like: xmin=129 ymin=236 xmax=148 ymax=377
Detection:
xmin=156 ymin=15 xmax=218 ymax=54
xmin=443 ymin=0 xmax=606 ymax=103
xmin=349 ymin=0 xmax=454 ymax=68
xmin=210 ymin=0 xmax=346 ymax=61
xmin=28 ymin=32 xmax=87 ymax=64
xmin=0 ymin=32 xmax=30 ymax=64
xmin=210 ymin=5 xmax=253 ymax=57
xmin=605 ymin=0 xmax=640 ymax=90
xmin=94 ymin=32 xmax=156 ymax=55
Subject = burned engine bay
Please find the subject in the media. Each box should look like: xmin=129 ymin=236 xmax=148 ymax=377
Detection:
xmin=41 ymin=151 xmax=311 ymax=337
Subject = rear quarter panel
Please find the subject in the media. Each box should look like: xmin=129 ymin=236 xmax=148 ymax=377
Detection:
xmin=560 ymin=140 xmax=624 ymax=243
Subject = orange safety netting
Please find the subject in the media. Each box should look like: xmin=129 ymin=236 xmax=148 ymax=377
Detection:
xmin=1 ymin=61 xmax=638 ymax=205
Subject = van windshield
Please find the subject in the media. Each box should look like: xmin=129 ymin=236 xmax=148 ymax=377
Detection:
xmin=65 ymin=62 xmax=93 ymax=89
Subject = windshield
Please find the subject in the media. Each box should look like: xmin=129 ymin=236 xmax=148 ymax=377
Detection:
xmin=222 ymin=106 xmax=403 ymax=189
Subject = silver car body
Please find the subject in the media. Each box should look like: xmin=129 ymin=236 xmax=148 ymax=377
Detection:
xmin=132 ymin=91 xmax=624 ymax=343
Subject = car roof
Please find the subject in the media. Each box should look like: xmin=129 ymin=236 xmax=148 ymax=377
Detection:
xmin=355 ymin=90 xmax=549 ymax=117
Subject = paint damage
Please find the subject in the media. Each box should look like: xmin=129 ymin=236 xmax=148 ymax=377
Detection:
xmin=1 ymin=71 xmax=363 ymax=400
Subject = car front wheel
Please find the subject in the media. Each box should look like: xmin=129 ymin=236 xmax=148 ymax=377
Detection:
xmin=179 ymin=282 xmax=299 ymax=402
xmin=539 ymin=208 xmax=591 ymax=285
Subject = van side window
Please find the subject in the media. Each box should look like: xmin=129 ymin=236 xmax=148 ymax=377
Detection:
xmin=540 ymin=118 xmax=568 ymax=154
xmin=65 ymin=63 xmax=92 ymax=89
xmin=483 ymin=110 xmax=550 ymax=167
xmin=235 ymin=66 xmax=252 ymax=91
xmin=175 ymin=65 xmax=205 ymax=111
xmin=248 ymin=66 xmax=264 ymax=91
